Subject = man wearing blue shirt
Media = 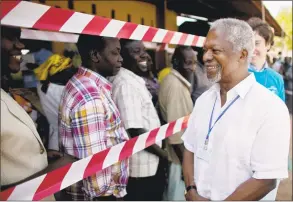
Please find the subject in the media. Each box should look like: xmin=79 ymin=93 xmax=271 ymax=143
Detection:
xmin=247 ymin=17 xmax=285 ymax=102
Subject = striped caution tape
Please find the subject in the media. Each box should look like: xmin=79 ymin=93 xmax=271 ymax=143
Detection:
xmin=0 ymin=1 xmax=205 ymax=47
xmin=0 ymin=116 xmax=189 ymax=201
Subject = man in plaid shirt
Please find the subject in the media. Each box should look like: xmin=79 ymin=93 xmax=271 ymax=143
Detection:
xmin=59 ymin=35 xmax=129 ymax=201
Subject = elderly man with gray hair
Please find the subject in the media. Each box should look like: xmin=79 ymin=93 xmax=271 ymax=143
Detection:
xmin=182 ymin=18 xmax=290 ymax=201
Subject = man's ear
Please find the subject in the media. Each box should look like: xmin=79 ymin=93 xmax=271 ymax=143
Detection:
xmin=239 ymin=49 xmax=248 ymax=62
xmin=90 ymin=50 xmax=100 ymax=63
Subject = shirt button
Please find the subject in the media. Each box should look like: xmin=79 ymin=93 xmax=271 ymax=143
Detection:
xmin=40 ymin=148 xmax=45 ymax=154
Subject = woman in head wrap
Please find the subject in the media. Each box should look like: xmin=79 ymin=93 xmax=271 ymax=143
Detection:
xmin=34 ymin=54 xmax=78 ymax=159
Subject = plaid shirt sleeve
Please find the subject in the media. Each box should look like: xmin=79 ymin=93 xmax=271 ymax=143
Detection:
xmin=70 ymin=98 xmax=127 ymax=198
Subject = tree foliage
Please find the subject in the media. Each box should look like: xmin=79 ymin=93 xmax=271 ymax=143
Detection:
xmin=275 ymin=7 xmax=292 ymax=50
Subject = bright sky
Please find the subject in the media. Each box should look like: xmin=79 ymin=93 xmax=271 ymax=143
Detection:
xmin=177 ymin=1 xmax=292 ymax=27
xmin=263 ymin=1 xmax=292 ymax=17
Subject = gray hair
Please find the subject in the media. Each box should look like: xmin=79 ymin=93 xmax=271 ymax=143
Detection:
xmin=210 ymin=18 xmax=255 ymax=62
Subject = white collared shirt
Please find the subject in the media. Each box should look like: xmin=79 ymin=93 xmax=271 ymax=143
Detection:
xmin=182 ymin=74 xmax=290 ymax=200
xmin=109 ymin=68 xmax=161 ymax=177
xmin=37 ymin=82 xmax=65 ymax=151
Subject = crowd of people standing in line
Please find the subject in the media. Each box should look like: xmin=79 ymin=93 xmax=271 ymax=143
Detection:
xmin=1 ymin=16 xmax=291 ymax=201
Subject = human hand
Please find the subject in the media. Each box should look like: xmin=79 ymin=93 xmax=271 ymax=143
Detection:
xmin=47 ymin=150 xmax=62 ymax=158
xmin=195 ymin=194 xmax=209 ymax=201
xmin=185 ymin=189 xmax=198 ymax=201
xmin=185 ymin=189 xmax=209 ymax=201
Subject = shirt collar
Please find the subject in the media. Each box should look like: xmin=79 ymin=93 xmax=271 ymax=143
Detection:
xmin=249 ymin=62 xmax=269 ymax=72
xmin=77 ymin=67 xmax=112 ymax=92
xmin=210 ymin=73 xmax=256 ymax=99
xmin=170 ymin=69 xmax=192 ymax=90
xmin=109 ymin=67 xmax=146 ymax=86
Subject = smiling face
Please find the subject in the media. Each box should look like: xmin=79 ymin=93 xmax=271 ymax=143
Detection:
xmin=203 ymin=28 xmax=242 ymax=84
xmin=251 ymin=31 xmax=271 ymax=69
xmin=124 ymin=41 xmax=149 ymax=74
xmin=1 ymin=27 xmax=25 ymax=75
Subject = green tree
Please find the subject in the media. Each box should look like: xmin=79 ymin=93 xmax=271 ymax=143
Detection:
xmin=275 ymin=7 xmax=292 ymax=50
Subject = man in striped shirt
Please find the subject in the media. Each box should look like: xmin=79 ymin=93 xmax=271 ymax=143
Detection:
xmin=59 ymin=35 xmax=129 ymax=201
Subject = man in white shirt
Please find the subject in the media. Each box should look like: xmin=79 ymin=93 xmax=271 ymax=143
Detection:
xmin=182 ymin=18 xmax=291 ymax=201
xmin=159 ymin=46 xmax=196 ymax=201
xmin=109 ymin=39 xmax=168 ymax=201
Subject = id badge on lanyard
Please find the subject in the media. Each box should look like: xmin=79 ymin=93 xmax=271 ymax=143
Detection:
xmin=203 ymin=95 xmax=241 ymax=150
xmin=196 ymin=95 xmax=240 ymax=162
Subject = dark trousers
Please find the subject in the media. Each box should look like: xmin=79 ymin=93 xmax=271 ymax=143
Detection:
xmin=124 ymin=157 xmax=167 ymax=201
xmin=93 ymin=195 xmax=118 ymax=201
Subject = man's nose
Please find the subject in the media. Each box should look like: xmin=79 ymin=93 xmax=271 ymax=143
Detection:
xmin=253 ymin=48 xmax=257 ymax=55
xmin=118 ymin=54 xmax=123 ymax=63
xmin=191 ymin=63 xmax=197 ymax=72
xmin=203 ymin=49 xmax=213 ymax=63
xmin=141 ymin=51 xmax=147 ymax=59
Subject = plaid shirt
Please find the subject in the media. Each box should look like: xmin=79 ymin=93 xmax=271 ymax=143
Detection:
xmin=59 ymin=67 xmax=129 ymax=200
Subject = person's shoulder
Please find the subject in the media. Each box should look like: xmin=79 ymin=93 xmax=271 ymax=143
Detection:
xmin=112 ymin=68 xmax=138 ymax=85
xmin=111 ymin=69 xmax=144 ymax=98
xmin=266 ymin=67 xmax=283 ymax=78
xmin=266 ymin=67 xmax=285 ymax=86
xmin=0 ymin=89 xmax=9 ymax=101
xmin=161 ymin=72 xmax=181 ymax=86
xmin=251 ymin=82 xmax=287 ymax=112
xmin=65 ymin=74 xmax=104 ymax=103
xmin=194 ymin=86 xmax=215 ymax=106
xmin=158 ymin=67 xmax=171 ymax=83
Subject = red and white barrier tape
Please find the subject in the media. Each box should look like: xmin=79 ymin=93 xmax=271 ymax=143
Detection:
xmin=1 ymin=1 xmax=205 ymax=47
xmin=0 ymin=116 xmax=189 ymax=201
xmin=21 ymin=28 xmax=79 ymax=43
xmin=157 ymin=43 xmax=167 ymax=51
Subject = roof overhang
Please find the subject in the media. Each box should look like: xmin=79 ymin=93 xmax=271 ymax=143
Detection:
xmin=166 ymin=0 xmax=283 ymax=37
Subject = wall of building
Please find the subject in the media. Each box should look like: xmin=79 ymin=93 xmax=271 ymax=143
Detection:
xmin=32 ymin=0 xmax=178 ymax=54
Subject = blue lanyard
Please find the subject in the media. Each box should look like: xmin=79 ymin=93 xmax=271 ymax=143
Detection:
xmin=204 ymin=94 xmax=241 ymax=149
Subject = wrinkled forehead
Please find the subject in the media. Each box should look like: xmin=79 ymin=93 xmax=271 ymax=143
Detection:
xmin=254 ymin=31 xmax=265 ymax=42
xmin=104 ymin=37 xmax=121 ymax=49
xmin=182 ymin=48 xmax=197 ymax=60
xmin=125 ymin=40 xmax=144 ymax=50
xmin=204 ymin=28 xmax=232 ymax=50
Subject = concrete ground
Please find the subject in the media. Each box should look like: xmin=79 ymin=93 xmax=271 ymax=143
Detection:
xmin=276 ymin=115 xmax=292 ymax=201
